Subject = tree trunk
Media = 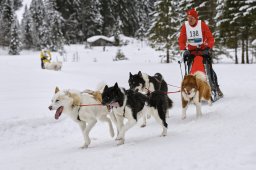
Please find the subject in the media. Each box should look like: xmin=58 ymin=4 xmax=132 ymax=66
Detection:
xmin=235 ymin=46 xmax=238 ymax=64
xmin=166 ymin=48 xmax=170 ymax=63
xmin=241 ymin=39 xmax=245 ymax=64
xmin=246 ymin=38 xmax=249 ymax=64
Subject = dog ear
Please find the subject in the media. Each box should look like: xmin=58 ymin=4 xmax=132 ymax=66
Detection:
xmin=103 ymin=85 xmax=108 ymax=92
xmin=129 ymin=72 xmax=133 ymax=77
xmin=55 ymin=87 xmax=60 ymax=94
xmin=138 ymin=71 xmax=142 ymax=77
xmin=114 ymin=82 xmax=119 ymax=89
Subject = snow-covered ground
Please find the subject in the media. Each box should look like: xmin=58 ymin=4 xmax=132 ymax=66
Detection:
xmin=0 ymin=41 xmax=256 ymax=170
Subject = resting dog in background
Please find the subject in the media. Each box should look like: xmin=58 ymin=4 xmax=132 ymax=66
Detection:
xmin=48 ymin=86 xmax=114 ymax=148
xmin=181 ymin=71 xmax=211 ymax=119
xmin=101 ymin=83 xmax=169 ymax=145
xmin=44 ymin=61 xmax=62 ymax=71
xmin=128 ymin=71 xmax=173 ymax=127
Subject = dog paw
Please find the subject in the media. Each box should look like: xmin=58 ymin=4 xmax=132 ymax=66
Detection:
xmin=116 ymin=138 xmax=124 ymax=145
xmin=140 ymin=124 xmax=146 ymax=128
xmin=160 ymin=133 xmax=167 ymax=137
xmin=196 ymin=115 xmax=202 ymax=119
xmin=80 ymin=144 xmax=88 ymax=149
xmin=160 ymin=129 xmax=167 ymax=137
xmin=181 ymin=115 xmax=186 ymax=120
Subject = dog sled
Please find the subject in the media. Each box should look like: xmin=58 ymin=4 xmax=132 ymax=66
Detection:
xmin=181 ymin=49 xmax=223 ymax=102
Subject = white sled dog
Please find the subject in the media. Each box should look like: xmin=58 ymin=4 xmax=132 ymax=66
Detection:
xmin=44 ymin=61 xmax=62 ymax=71
xmin=48 ymin=86 xmax=114 ymax=148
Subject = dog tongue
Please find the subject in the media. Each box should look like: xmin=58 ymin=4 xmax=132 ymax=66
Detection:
xmin=55 ymin=106 xmax=63 ymax=119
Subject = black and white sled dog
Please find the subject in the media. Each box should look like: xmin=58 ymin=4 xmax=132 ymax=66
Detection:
xmin=101 ymin=82 xmax=169 ymax=145
xmin=128 ymin=71 xmax=173 ymax=126
xmin=48 ymin=86 xmax=114 ymax=148
xmin=129 ymin=71 xmax=168 ymax=94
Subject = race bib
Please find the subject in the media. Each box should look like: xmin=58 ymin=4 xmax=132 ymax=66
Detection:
xmin=185 ymin=20 xmax=203 ymax=46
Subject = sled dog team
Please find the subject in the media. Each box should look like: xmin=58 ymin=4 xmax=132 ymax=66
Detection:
xmin=49 ymin=71 xmax=211 ymax=148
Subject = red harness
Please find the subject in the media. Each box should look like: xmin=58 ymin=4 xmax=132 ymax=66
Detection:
xmin=190 ymin=55 xmax=206 ymax=75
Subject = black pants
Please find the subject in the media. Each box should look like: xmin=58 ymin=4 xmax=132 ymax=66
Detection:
xmin=41 ymin=60 xmax=45 ymax=69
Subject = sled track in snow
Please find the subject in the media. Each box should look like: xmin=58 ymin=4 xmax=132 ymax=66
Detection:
xmin=0 ymin=117 xmax=77 ymax=147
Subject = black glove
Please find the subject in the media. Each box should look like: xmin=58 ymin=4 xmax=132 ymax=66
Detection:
xmin=183 ymin=50 xmax=190 ymax=62
xmin=202 ymin=47 xmax=212 ymax=56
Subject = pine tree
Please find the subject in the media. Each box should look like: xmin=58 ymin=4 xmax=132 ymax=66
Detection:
xmin=80 ymin=0 xmax=103 ymax=40
xmin=218 ymin=0 xmax=241 ymax=64
xmin=13 ymin=0 xmax=22 ymax=11
xmin=39 ymin=18 xmax=52 ymax=49
xmin=9 ymin=16 xmax=21 ymax=55
xmin=148 ymin=0 xmax=179 ymax=63
xmin=21 ymin=5 xmax=33 ymax=49
xmin=135 ymin=0 xmax=155 ymax=40
xmin=195 ymin=1 xmax=216 ymax=32
xmin=239 ymin=0 xmax=256 ymax=64
xmin=100 ymin=0 xmax=115 ymax=36
xmin=45 ymin=0 xmax=65 ymax=51
xmin=0 ymin=0 xmax=23 ymax=11
xmin=177 ymin=0 xmax=193 ymax=24
xmin=30 ymin=0 xmax=48 ymax=49
xmin=55 ymin=0 xmax=81 ymax=43
xmin=112 ymin=0 xmax=139 ymax=36
xmin=0 ymin=0 xmax=15 ymax=46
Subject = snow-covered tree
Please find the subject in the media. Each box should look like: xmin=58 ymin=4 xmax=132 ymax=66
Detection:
xmin=0 ymin=0 xmax=15 ymax=46
xmin=54 ymin=0 xmax=81 ymax=43
xmin=80 ymin=0 xmax=103 ymax=40
xmin=45 ymin=0 xmax=65 ymax=51
xmin=217 ymin=0 xmax=241 ymax=63
xmin=21 ymin=5 xmax=33 ymax=49
xmin=135 ymin=0 xmax=155 ymax=40
xmin=148 ymin=0 xmax=179 ymax=63
xmin=112 ymin=0 xmax=139 ymax=36
xmin=9 ymin=16 xmax=21 ymax=55
xmin=100 ymin=0 xmax=115 ymax=36
xmin=177 ymin=0 xmax=193 ymax=24
xmin=29 ymin=0 xmax=47 ymax=49
xmin=0 ymin=0 xmax=22 ymax=11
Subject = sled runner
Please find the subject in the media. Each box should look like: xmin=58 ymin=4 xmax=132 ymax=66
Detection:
xmin=183 ymin=49 xmax=222 ymax=102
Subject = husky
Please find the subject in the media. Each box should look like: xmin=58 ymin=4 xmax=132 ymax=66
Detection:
xmin=44 ymin=61 xmax=62 ymax=71
xmin=128 ymin=71 xmax=173 ymax=126
xmin=181 ymin=71 xmax=211 ymax=119
xmin=101 ymin=82 xmax=169 ymax=145
xmin=128 ymin=71 xmax=168 ymax=94
xmin=48 ymin=86 xmax=114 ymax=148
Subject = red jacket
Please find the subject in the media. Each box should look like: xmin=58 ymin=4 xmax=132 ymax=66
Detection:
xmin=178 ymin=20 xmax=214 ymax=51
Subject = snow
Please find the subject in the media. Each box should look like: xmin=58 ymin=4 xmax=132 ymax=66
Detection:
xmin=0 ymin=41 xmax=256 ymax=170
xmin=252 ymin=39 xmax=256 ymax=46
